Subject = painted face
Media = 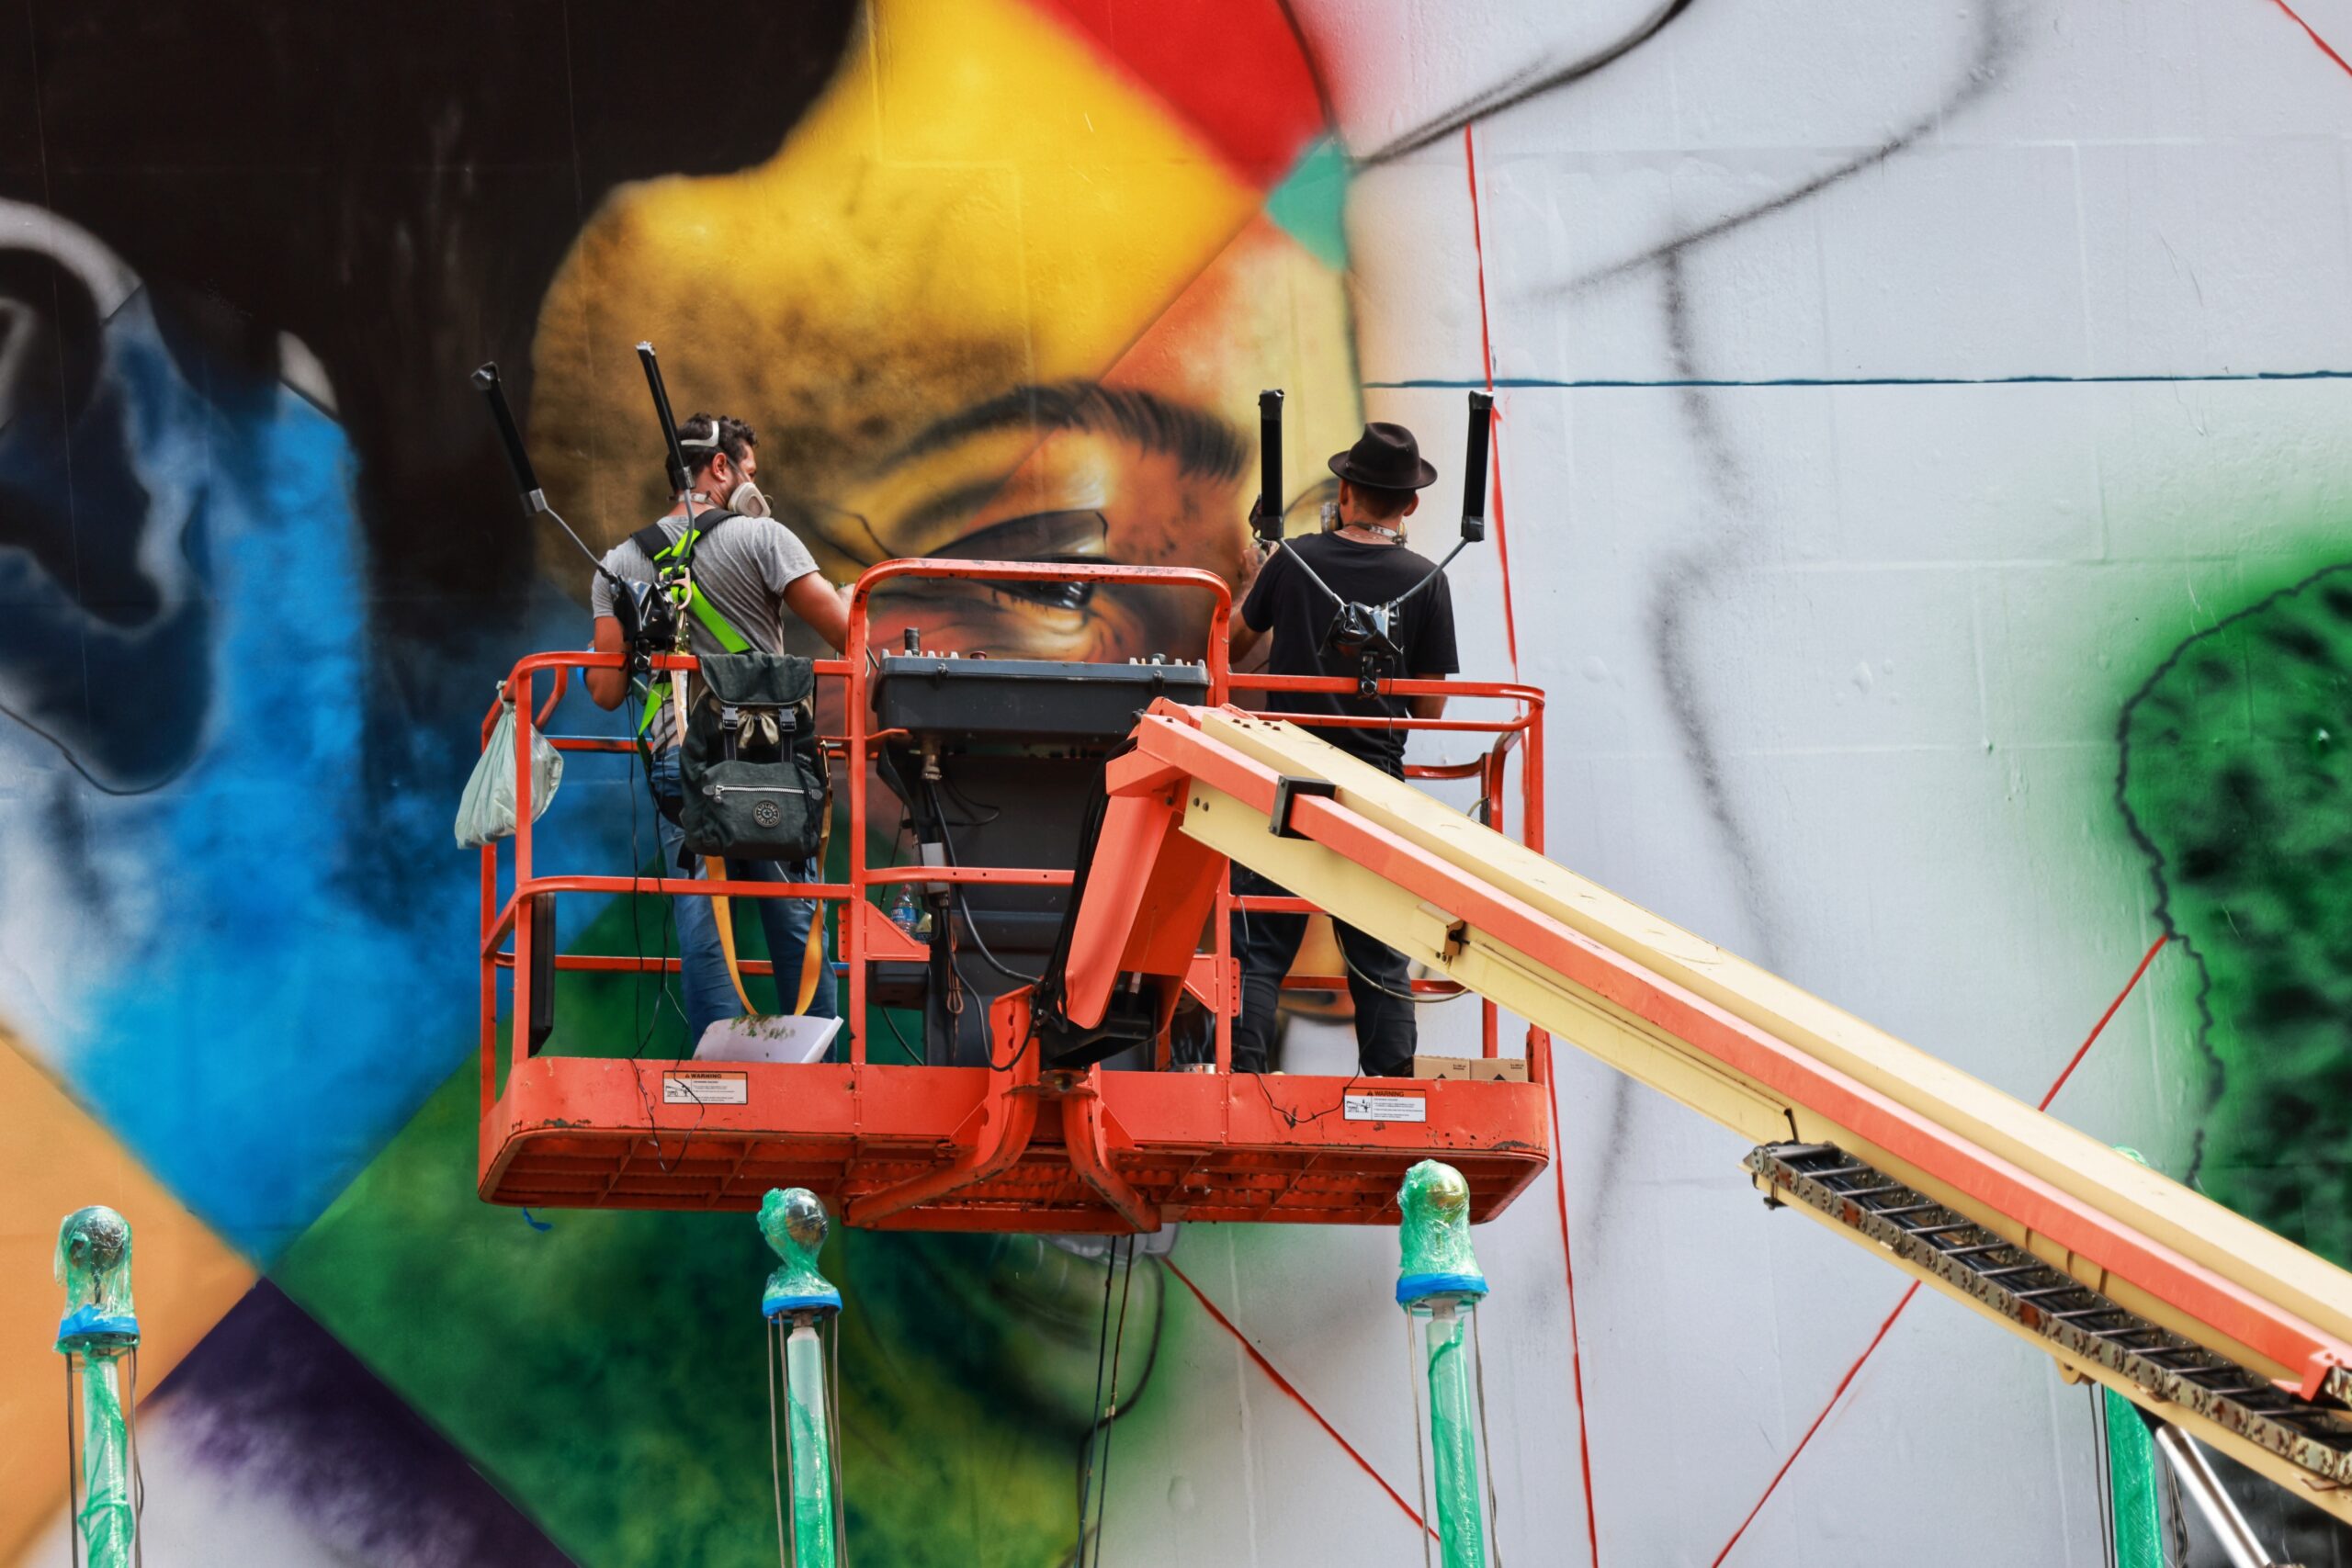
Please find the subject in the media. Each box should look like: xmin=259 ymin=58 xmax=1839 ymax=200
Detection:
xmin=527 ymin=0 xmax=1359 ymax=666
xmin=519 ymin=1 xmax=1353 ymax=1478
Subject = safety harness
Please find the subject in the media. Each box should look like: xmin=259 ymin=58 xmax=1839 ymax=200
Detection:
xmin=630 ymin=508 xmax=829 ymax=1017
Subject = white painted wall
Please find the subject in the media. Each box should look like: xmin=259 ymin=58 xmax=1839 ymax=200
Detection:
xmin=1117 ymin=2 xmax=2352 ymax=1562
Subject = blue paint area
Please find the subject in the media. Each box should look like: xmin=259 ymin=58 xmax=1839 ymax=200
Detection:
xmin=1 ymin=288 xmax=639 ymax=1262
xmin=1366 ymin=369 xmax=2352 ymax=390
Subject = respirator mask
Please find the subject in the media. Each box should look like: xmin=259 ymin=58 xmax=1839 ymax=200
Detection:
xmin=720 ymin=479 xmax=772 ymax=518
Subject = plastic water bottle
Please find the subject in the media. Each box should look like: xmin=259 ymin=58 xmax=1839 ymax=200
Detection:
xmin=889 ymin=886 xmax=922 ymax=938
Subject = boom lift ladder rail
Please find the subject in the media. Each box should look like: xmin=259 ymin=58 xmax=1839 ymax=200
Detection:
xmin=1071 ymin=700 xmax=2352 ymax=1522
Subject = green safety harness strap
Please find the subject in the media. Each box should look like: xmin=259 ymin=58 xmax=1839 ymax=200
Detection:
xmin=631 ymin=511 xmax=752 ymax=738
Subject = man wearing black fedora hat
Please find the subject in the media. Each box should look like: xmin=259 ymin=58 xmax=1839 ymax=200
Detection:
xmin=1226 ymin=421 xmax=1461 ymax=1077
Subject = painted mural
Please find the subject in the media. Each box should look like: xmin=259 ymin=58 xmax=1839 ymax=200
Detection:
xmin=8 ymin=0 xmax=2352 ymax=1564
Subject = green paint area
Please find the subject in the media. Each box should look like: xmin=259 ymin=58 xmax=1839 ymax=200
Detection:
xmin=1267 ymin=138 xmax=1349 ymax=271
xmin=2120 ymin=562 xmax=2352 ymax=1264
xmin=276 ymin=874 xmax=1144 ymax=1567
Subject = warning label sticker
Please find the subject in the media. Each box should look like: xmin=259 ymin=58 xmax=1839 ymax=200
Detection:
xmin=662 ymin=1070 xmax=748 ymax=1106
xmin=1343 ymin=1091 xmax=1427 ymax=1123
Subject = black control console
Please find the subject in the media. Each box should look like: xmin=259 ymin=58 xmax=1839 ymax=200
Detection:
xmin=871 ymin=653 xmax=1209 ymax=742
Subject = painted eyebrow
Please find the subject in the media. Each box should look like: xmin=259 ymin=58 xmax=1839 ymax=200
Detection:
xmin=880 ymin=379 xmax=1249 ymax=486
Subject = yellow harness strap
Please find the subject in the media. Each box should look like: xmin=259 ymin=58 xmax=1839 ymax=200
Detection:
xmin=706 ymin=810 xmax=829 ymax=1018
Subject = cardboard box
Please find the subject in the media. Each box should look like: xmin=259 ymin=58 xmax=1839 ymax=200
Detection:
xmin=1412 ymin=1055 xmax=1529 ymax=1083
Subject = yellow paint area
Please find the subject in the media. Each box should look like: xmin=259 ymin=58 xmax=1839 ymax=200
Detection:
xmin=532 ymin=0 xmax=1264 ymax=556
xmin=0 ymin=1032 xmax=254 ymax=1564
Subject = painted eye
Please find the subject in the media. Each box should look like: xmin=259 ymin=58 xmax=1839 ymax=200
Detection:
xmin=929 ymin=510 xmax=1112 ymax=612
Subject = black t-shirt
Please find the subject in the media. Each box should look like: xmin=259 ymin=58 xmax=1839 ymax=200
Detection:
xmin=1239 ymin=531 xmax=1460 ymax=774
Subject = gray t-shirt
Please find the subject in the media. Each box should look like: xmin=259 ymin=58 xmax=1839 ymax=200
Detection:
xmin=592 ymin=511 xmax=825 ymax=747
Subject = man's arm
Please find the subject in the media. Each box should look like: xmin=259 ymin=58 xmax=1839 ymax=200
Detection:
xmin=586 ymin=616 xmax=629 ymax=709
xmin=784 ymin=570 xmax=850 ymax=653
xmin=1229 ymin=541 xmax=1279 ymax=662
xmin=1229 ymin=614 xmax=1263 ymax=663
xmin=1408 ymin=571 xmax=1458 ymax=719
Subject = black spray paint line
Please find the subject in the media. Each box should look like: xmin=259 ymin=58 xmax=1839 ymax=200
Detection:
xmin=1576 ymin=3 xmax=2024 ymax=1227
xmin=1647 ymin=252 xmax=1783 ymax=966
xmin=1559 ymin=0 xmax=2025 ymax=295
xmin=1581 ymin=252 xmax=1792 ymax=1210
xmin=1355 ymin=0 xmax=1701 ymax=167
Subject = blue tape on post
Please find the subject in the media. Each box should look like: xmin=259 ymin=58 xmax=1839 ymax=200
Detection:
xmin=1396 ymin=1270 xmax=1488 ymax=1307
xmin=763 ymin=1289 xmax=843 ymax=1318
xmin=55 ymin=1304 xmax=141 ymax=1349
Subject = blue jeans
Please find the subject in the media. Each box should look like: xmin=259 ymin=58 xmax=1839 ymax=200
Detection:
xmin=649 ymin=751 xmax=838 ymax=1048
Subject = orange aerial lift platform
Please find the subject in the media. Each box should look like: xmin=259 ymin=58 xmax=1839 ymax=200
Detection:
xmin=475 ymin=557 xmax=2352 ymax=1521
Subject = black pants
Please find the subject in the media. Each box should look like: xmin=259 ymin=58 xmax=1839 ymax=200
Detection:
xmin=1230 ymin=866 xmax=1416 ymax=1076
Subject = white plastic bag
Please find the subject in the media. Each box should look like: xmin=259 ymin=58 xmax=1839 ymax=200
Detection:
xmin=455 ymin=694 xmax=564 ymax=849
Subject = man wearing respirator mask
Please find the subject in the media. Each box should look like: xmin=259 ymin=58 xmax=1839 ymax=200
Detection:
xmin=585 ymin=412 xmax=853 ymax=1038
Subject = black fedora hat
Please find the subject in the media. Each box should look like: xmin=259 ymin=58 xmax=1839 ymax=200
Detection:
xmin=1328 ymin=422 xmax=1438 ymax=491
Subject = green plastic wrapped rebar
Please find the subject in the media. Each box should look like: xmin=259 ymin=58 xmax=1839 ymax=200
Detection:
xmin=55 ymin=1205 xmax=139 ymax=1568
xmin=2101 ymin=1148 xmax=2165 ymax=1568
xmin=2105 ymin=1387 xmax=2164 ymax=1568
xmin=785 ymin=1322 xmax=836 ymax=1565
xmin=1397 ymin=1160 xmax=1489 ymax=1568
xmin=761 ymin=1188 xmax=842 ymax=1568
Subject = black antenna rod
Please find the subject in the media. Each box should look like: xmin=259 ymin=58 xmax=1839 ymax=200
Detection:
xmin=470 ymin=360 xmax=653 ymax=653
xmin=636 ymin=342 xmax=691 ymax=499
xmin=1459 ymin=389 xmax=1493 ymax=543
xmin=1253 ymin=389 xmax=1284 ymax=545
xmin=471 ymin=361 xmax=611 ymax=581
xmin=471 ymin=361 xmax=546 ymax=515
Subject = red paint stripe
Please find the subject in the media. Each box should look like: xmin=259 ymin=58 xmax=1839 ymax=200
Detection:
xmin=1550 ymin=1092 xmax=1604 ymax=1566
xmin=2038 ymin=933 xmax=2169 ymax=1112
xmin=1463 ymin=123 xmax=1521 ymax=680
xmin=1165 ymin=1259 xmax=1436 ymax=1540
xmin=1710 ymin=931 xmax=2173 ymax=1563
xmin=1709 ymin=1281 xmax=1920 ymax=1567
xmin=2265 ymin=0 xmax=2352 ymax=78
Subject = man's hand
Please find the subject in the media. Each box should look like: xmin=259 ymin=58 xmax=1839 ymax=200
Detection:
xmin=1233 ymin=536 xmax=1269 ymax=602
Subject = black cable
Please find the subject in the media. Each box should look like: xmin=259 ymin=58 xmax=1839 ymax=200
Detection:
xmin=1089 ymin=1236 xmax=1138 ymax=1567
xmin=2088 ymin=1382 xmax=2117 ymax=1568
xmin=1340 ymin=947 xmax=1465 ymax=1007
xmin=619 ymin=683 xmax=695 ymax=1173
xmin=923 ymin=778 xmax=1042 ymax=986
xmin=938 ymin=774 xmax=1002 ymax=825
xmin=1075 ymin=1235 xmax=1120 ymax=1554
xmin=767 ymin=1319 xmax=789 ymax=1567
xmin=128 ymin=1349 xmax=143 ymax=1568
xmin=1251 ymin=1066 xmax=1365 ymax=1132
xmin=875 ymin=1006 xmax=926 ymax=1066
xmin=64 ymin=1355 xmax=80 ymax=1568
